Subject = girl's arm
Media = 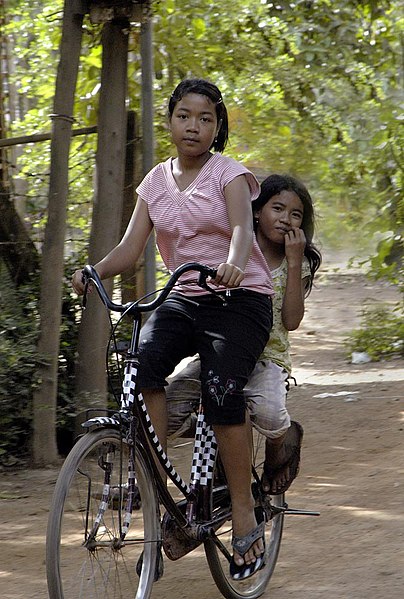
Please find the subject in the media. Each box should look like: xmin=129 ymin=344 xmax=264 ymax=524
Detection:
xmin=282 ymin=228 xmax=307 ymax=331
xmin=215 ymin=175 xmax=254 ymax=287
xmin=72 ymin=198 xmax=153 ymax=294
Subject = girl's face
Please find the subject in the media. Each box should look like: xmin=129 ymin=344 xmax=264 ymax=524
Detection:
xmin=169 ymin=93 xmax=220 ymax=157
xmin=256 ymin=190 xmax=304 ymax=246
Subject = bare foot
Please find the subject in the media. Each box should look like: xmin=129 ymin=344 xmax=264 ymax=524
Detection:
xmin=262 ymin=434 xmax=289 ymax=494
xmin=262 ymin=422 xmax=303 ymax=495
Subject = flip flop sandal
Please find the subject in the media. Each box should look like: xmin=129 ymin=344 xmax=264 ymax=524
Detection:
xmin=262 ymin=420 xmax=304 ymax=495
xmin=229 ymin=510 xmax=266 ymax=581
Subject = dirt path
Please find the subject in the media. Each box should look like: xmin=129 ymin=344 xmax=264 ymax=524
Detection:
xmin=1 ymin=257 xmax=403 ymax=599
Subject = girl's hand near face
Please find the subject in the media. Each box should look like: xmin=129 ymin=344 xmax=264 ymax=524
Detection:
xmin=282 ymin=227 xmax=306 ymax=330
xmin=284 ymin=228 xmax=306 ymax=267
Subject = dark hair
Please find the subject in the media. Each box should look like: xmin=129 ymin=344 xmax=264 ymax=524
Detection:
xmin=252 ymin=174 xmax=322 ymax=295
xmin=168 ymin=78 xmax=229 ymax=152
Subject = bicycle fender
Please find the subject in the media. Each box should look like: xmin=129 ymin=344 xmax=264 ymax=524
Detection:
xmin=81 ymin=415 xmax=121 ymax=428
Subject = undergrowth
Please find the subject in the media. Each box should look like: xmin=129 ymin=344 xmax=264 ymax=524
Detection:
xmin=344 ymin=302 xmax=404 ymax=361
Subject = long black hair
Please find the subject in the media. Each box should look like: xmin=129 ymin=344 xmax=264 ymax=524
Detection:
xmin=252 ymin=174 xmax=322 ymax=295
xmin=168 ymin=78 xmax=229 ymax=152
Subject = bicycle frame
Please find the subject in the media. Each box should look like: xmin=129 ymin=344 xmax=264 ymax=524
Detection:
xmin=83 ymin=351 xmax=228 ymax=541
xmin=80 ymin=263 xmax=232 ymax=545
xmin=47 ymin=261 xmax=321 ymax=599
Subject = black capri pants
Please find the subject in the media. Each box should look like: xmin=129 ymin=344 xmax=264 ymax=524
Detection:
xmin=137 ymin=289 xmax=273 ymax=426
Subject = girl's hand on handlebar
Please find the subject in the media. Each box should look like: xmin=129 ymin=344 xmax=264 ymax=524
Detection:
xmin=72 ymin=269 xmax=87 ymax=295
xmin=213 ymin=263 xmax=245 ymax=288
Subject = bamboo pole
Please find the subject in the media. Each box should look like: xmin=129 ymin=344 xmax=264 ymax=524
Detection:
xmin=0 ymin=126 xmax=98 ymax=148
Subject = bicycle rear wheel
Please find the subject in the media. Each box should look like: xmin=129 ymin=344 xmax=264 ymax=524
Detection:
xmin=46 ymin=427 xmax=159 ymax=599
xmin=204 ymin=431 xmax=285 ymax=599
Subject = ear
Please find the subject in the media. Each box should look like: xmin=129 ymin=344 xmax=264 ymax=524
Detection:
xmin=167 ymin=112 xmax=173 ymax=131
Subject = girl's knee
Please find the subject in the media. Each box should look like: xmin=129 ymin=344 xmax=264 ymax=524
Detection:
xmin=250 ymin=413 xmax=291 ymax=439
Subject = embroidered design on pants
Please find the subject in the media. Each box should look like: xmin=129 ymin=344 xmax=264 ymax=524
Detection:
xmin=206 ymin=370 xmax=236 ymax=406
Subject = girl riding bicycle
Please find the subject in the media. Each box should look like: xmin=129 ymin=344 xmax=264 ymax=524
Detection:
xmin=73 ymin=78 xmax=273 ymax=580
xmin=166 ymin=173 xmax=322 ymax=495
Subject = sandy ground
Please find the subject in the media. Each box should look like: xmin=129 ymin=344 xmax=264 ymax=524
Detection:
xmin=1 ymin=255 xmax=403 ymax=599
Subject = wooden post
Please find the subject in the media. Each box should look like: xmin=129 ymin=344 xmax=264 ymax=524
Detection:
xmin=140 ymin=12 xmax=156 ymax=296
xmin=32 ymin=0 xmax=85 ymax=466
xmin=120 ymin=110 xmax=144 ymax=304
xmin=75 ymin=17 xmax=129 ymax=419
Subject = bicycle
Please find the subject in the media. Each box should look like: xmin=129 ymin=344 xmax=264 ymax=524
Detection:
xmin=46 ymin=262 xmax=319 ymax=599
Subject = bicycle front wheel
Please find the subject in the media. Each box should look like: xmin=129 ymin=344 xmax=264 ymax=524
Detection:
xmin=204 ymin=432 xmax=285 ymax=599
xmin=46 ymin=427 xmax=159 ymax=599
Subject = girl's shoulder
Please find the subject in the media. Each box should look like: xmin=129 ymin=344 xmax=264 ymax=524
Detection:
xmin=270 ymin=258 xmax=287 ymax=277
xmin=150 ymin=157 xmax=172 ymax=177
xmin=211 ymin=154 xmax=260 ymax=198
xmin=136 ymin=158 xmax=172 ymax=199
xmin=211 ymin=153 xmax=251 ymax=173
xmin=271 ymin=256 xmax=311 ymax=280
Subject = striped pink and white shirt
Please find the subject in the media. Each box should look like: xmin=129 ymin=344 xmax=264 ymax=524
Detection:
xmin=136 ymin=153 xmax=273 ymax=296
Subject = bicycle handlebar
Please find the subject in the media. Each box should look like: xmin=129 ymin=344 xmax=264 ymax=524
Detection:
xmin=81 ymin=262 xmax=218 ymax=316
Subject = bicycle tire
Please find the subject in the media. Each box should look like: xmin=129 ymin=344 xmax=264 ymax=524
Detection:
xmin=204 ymin=431 xmax=285 ymax=599
xmin=46 ymin=427 xmax=159 ymax=599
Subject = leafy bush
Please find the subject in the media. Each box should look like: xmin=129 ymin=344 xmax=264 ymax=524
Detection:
xmin=0 ymin=269 xmax=40 ymax=465
xmin=55 ymin=272 xmax=82 ymax=455
xmin=0 ymin=264 xmax=82 ymax=465
xmin=345 ymin=302 xmax=404 ymax=361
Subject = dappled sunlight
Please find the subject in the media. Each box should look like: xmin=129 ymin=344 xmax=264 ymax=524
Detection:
xmin=183 ymin=546 xmax=206 ymax=558
xmin=293 ymin=366 xmax=404 ymax=384
xmin=0 ymin=522 xmax=32 ymax=533
xmin=304 ymin=475 xmax=345 ymax=489
xmin=308 ymin=483 xmax=344 ymax=488
xmin=400 ymin=411 xmax=404 ymax=422
xmin=3 ymin=534 xmax=48 ymax=547
xmin=352 ymin=462 xmax=404 ymax=473
xmin=337 ymin=505 xmax=404 ymax=522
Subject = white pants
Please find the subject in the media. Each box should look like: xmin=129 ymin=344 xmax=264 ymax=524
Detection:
xmin=166 ymin=357 xmax=290 ymax=439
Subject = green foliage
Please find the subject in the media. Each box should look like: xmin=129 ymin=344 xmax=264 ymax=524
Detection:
xmin=367 ymin=233 xmax=404 ymax=291
xmin=5 ymin=0 xmax=98 ymax=246
xmin=0 ymin=261 xmax=82 ymax=464
xmin=2 ymin=0 xmax=402 ymax=448
xmin=55 ymin=263 xmax=83 ymax=453
xmin=0 ymin=268 xmax=40 ymax=465
xmin=5 ymin=0 xmax=402 ymax=273
xmin=344 ymin=302 xmax=404 ymax=361
xmin=149 ymin=0 xmax=403 ymax=263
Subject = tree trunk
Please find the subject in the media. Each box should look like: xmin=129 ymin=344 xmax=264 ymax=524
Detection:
xmin=120 ymin=110 xmax=143 ymax=304
xmin=32 ymin=2 xmax=84 ymax=467
xmin=75 ymin=19 xmax=129 ymax=422
xmin=140 ymin=17 xmax=156 ymax=295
